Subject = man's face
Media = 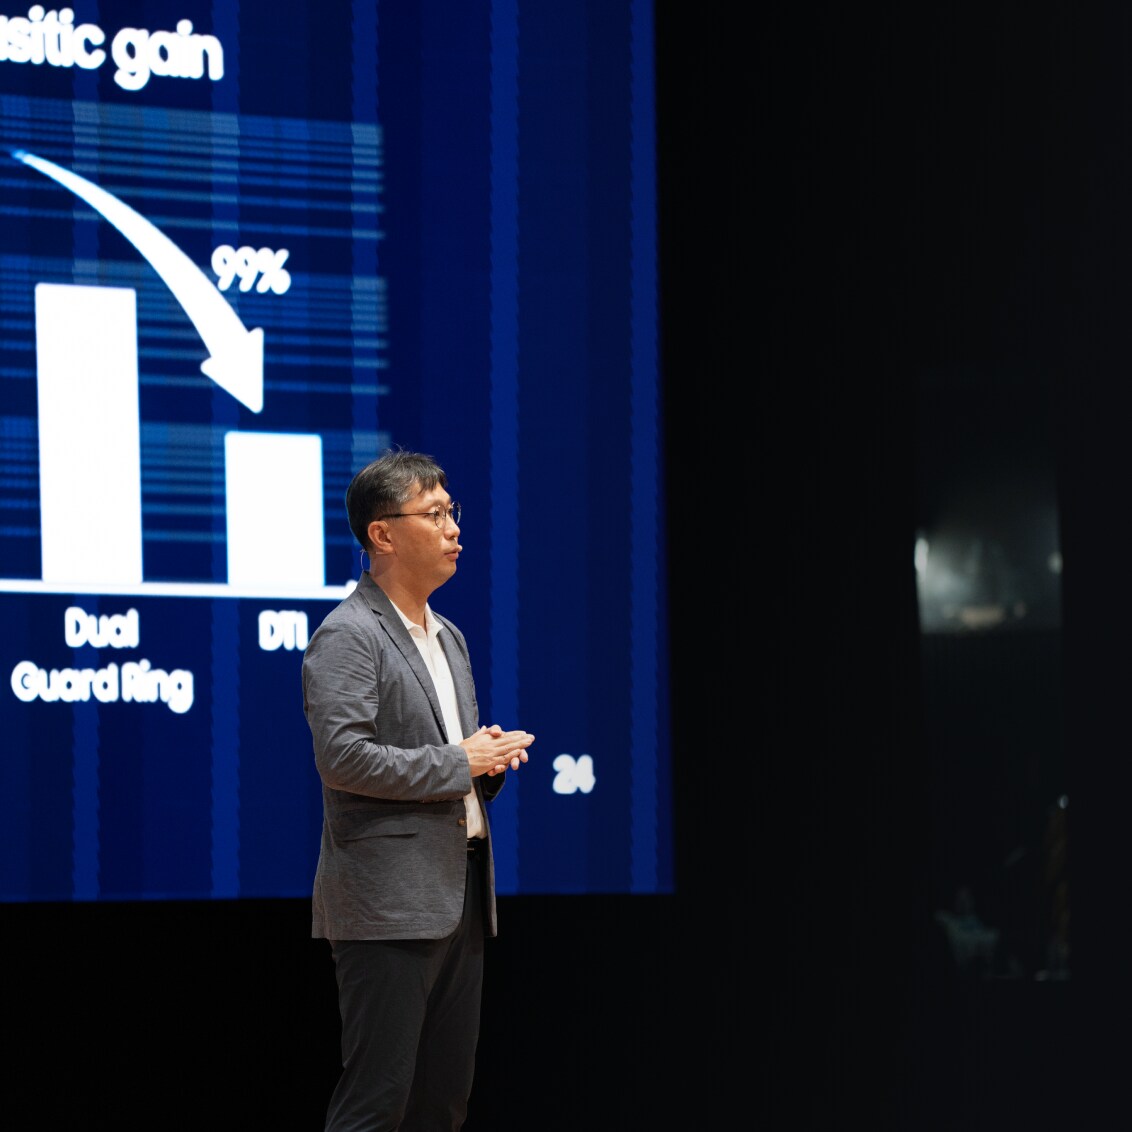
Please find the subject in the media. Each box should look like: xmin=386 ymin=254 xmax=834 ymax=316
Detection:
xmin=382 ymin=482 xmax=462 ymax=588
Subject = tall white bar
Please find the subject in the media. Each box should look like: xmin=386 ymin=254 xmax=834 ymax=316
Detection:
xmin=225 ymin=431 xmax=325 ymax=587
xmin=35 ymin=283 xmax=143 ymax=585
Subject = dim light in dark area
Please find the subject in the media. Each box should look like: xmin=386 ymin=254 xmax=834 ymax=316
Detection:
xmin=914 ymin=368 xmax=1069 ymax=987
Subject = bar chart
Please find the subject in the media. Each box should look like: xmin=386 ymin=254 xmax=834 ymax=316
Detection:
xmin=0 ymin=94 xmax=385 ymax=600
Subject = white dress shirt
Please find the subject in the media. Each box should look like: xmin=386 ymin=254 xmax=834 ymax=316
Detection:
xmin=390 ymin=600 xmax=486 ymax=840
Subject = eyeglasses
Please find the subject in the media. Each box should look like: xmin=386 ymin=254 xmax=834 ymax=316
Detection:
xmin=376 ymin=501 xmax=461 ymax=529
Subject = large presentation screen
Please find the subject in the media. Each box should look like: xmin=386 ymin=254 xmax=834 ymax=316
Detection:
xmin=0 ymin=1 xmax=668 ymax=901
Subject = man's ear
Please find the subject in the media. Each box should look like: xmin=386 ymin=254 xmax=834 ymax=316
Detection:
xmin=367 ymin=518 xmax=393 ymax=555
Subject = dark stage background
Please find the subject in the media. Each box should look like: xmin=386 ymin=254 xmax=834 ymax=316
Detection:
xmin=13 ymin=2 xmax=1132 ymax=1127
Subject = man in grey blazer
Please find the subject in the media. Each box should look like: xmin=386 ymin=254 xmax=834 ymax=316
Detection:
xmin=302 ymin=448 xmax=535 ymax=1131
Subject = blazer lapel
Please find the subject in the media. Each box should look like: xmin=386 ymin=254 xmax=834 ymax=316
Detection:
xmin=438 ymin=628 xmax=476 ymax=737
xmin=356 ymin=574 xmax=447 ymax=738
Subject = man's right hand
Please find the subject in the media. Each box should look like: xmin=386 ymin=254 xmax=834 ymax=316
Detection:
xmin=461 ymin=724 xmax=535 ymax=777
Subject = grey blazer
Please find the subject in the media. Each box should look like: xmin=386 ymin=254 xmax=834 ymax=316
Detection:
xmin=302 ymin=572 xmax=504 ymax=940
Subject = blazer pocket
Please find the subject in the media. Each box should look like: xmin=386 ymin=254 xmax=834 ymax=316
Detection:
xmin=332 ymin=811 xmax=420 ymax=842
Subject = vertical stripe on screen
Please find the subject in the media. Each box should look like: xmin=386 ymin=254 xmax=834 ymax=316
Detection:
xmin=210 ymin=599 xmax=240 ymax=896
xmin=629 ymin=0 xmax=659 ymax=892
xmin=72 ymin=664 xmax=101 ymax=900
xmin=489 ymin=0 xmax=521 ymax=892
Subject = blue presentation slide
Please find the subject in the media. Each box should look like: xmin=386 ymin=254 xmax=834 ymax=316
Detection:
xmin=0 ymin=0 xmax=669 ymax=901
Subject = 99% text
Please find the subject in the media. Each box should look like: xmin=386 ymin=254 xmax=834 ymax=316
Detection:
xmin=211 ymin=245 xmax=292 ymax=294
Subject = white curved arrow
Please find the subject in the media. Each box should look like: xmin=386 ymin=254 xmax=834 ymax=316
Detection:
xmin=14 ymin=149 xmax=264 ymax=413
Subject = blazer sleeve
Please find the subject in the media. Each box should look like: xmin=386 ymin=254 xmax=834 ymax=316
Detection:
xmin=302 ymin=611 xmax=475 ymax=803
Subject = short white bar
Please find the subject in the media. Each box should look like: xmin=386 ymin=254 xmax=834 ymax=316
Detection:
xmin=225 ymin=431 xmax=325 ymax=587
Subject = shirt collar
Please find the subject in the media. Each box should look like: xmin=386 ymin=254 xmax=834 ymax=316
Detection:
xmin=389 ymin=599 xmax=443 ymax=643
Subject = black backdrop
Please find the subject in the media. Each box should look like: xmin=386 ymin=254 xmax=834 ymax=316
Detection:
xmin=11 ymin=3 xmax=1131 ymax=1127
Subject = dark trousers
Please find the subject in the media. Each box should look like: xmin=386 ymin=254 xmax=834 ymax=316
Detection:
xmin=325 ymin=851 xmax=486 ymax=1132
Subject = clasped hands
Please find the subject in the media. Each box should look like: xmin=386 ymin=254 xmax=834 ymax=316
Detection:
xmin=462 ymin=723 xmax=535 ymax=777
